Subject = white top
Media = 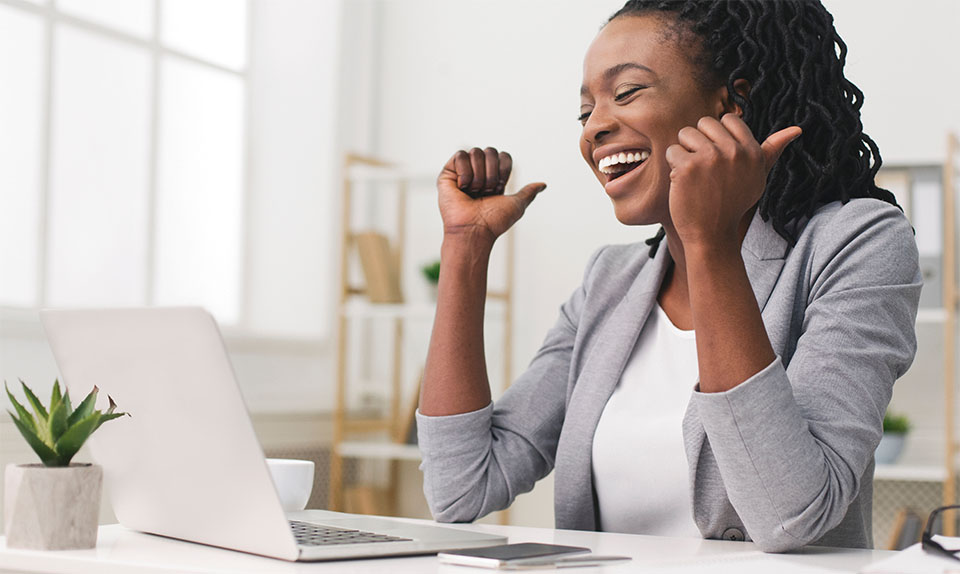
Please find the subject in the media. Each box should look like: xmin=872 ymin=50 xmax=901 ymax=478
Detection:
xmin=592 ymin=303 xmax=701 ymax=537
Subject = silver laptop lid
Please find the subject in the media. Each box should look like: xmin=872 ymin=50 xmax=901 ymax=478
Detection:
xmin=40 ymin=307 xmax=300 ymax=561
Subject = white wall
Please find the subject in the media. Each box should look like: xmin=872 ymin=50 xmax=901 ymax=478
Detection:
xmin=244 ymin=0 xmax=342 ymax=340
xmin=823 ymin=0 xmax=960 ymax=164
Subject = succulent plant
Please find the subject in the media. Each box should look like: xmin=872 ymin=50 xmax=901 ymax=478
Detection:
xmin=5 ymin=379 xmax=128 ymax=467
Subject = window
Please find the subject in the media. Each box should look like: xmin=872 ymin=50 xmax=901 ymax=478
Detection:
xmin=0 ymin=0 xmax=248 ymax=325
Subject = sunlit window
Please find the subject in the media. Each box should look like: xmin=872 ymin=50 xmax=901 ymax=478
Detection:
xmin=0 ymin=0 xmax=247 ymax=326
xmin=0 ymin=6 xmax=44 ymax=307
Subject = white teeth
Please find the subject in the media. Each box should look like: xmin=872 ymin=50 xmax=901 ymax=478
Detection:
xmin=597 ymin=150 xmax=649 ymax=174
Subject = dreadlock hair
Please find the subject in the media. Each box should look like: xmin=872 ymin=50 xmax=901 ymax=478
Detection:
xmin=608 ymin=0 xmax=899 ymax=258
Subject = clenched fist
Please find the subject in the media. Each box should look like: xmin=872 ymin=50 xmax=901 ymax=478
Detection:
xmin=437 ymin=147 xmax=547 ymax=246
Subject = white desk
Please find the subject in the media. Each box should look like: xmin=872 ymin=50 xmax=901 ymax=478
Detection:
xmin=0 ymin=519 xmax=894 ymax=574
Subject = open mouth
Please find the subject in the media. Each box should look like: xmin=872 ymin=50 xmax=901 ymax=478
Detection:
xmin=598 ymin=150 xmax=650 ymax=182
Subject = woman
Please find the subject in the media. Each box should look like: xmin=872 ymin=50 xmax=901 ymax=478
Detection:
xmin=416 ymin=0 xmax=921 ymax=552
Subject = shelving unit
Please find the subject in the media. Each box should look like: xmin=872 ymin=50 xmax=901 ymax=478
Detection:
xmin=872 ymin=132 xmax=959 ymax=543
xmin=329 ymin=154 xmax=515 ymax=517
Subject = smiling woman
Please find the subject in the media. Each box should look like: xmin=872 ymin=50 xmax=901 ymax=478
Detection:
xmin=415 ymin=0 xmax=921 ymax=553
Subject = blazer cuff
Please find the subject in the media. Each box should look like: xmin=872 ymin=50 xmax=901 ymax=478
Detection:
xmin=416 ymin=402 xmax=493 ymax=457
xmin=691 ymin=356 xmax=795 ymax=430
xmin=689 ymin=356 xmax=812 ymax=539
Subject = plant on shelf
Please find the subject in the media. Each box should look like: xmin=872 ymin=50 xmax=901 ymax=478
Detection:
xmin=882 ymin=412 xmax=910 ymax=434
xmin=421 ymin=259 xmax=441 ymax=301
xmin=4 ymin=379 xmax=129 ymax=550
xmin=875 ymin=411 xmax=911 ymax=465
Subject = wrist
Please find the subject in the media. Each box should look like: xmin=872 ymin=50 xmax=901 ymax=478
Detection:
xmin=440 ymin=235 xmax=493 ymax=281
xmin=683 ymin=241 xmax=743 ymax=273
xmin=442 ymin=230 xmax=495 ymax=255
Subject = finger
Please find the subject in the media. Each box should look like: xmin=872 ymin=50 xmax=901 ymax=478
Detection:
xmin=511 ymin=182 xmax=547 ymax=214
xmin=761 ymin=126 xmax=802 ymax=172
xmin=677 ymin=126 xmax=713 ymax=152
xmin=696 ymin=116 xmax=737 ymax=148
xmin=719 ymin=112 xmax=755 ymax=146
xmin=665 ymin=143 xmax=691 ymax=169
xmin=498 ymin=151 xmax=513 ymax=191
xmin=453 ymin=150 xmax=474 ymax=191
xmin=484 ymin=147 xmax=500 ymax=195
xmin=468 ymin=148 xmax=486 ymax=192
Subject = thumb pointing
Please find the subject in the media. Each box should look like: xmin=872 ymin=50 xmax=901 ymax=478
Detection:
xmin=761 ymin=126 xmax=802 ymax=173
xmin=513 ymin=182 xmax=547 ymax=211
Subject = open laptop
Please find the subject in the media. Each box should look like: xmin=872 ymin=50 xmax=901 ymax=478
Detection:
xmin=39 ymin=307 xmax=505 ymax=562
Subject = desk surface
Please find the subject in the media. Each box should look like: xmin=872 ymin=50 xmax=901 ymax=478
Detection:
xmin=1 ymin=519 xmax=894 ymax=574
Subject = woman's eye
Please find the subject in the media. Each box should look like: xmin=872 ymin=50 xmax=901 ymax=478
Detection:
xmin=578 ymin=111 xmax=591 ymax=125
xmin=615 ymin=86 xmax=644 ymax=101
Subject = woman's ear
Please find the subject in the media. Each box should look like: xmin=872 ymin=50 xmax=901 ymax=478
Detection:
xmin=722 ymin=79 xmax=751 ymax=117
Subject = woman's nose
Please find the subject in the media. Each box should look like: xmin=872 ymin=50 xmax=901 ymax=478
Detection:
xmin=583 ymin=104 xmax=617 ymax=144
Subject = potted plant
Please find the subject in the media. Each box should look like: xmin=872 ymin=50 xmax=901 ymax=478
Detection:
xmin=4 ymin=379 xmax=127 ymax=550
xmin=421 ymin=259 xmax=441 ymax=301
xmin=875 ymin=411 xmax=910 ymax=465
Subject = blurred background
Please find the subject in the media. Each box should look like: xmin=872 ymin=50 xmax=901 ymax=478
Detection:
xmin=1 ymin=0 xmax=958 ymax=547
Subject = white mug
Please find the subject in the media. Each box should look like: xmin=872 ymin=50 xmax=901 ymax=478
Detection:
xmin=266 ymin=458 xmax=315 ymax=512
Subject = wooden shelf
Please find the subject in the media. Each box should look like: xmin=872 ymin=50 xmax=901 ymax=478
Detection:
xmin=337 ymin=441 xmax=422 ymax=461
xmin=874 ymin=464 xmax=948 ymax=482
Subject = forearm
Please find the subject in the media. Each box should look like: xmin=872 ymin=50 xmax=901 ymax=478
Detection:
xmin=685 ymin=243 xmax=776 ymax=393
xmin=419 ymin=235 xmax=495 ymax=416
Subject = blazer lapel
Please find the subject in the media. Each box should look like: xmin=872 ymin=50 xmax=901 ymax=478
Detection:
xmin=740 ymin=208 xmax=789 ymax=311
xmin=554 ymin=243 xmax=671 ymax=530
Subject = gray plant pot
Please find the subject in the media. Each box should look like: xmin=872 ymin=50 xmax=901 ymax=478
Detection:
xmin=875 ymin=432 xmax=906 ymax=465
xmin=4 ymin=463 xmax=102 ymax=550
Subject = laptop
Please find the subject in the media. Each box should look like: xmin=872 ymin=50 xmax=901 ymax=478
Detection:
xmin=39 ymin=307 xmax=505 ymax=562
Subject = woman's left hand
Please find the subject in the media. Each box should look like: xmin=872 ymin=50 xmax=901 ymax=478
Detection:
xmin=665 ymin=113 xmax=801 ymax=250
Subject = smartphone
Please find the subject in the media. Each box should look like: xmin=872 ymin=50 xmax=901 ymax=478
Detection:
xmin=438 ymin=543 xmax=591 ymax=569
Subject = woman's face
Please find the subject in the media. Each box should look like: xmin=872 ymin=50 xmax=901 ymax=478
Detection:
xmin=579 ymin=15 xmax=727 ymax=227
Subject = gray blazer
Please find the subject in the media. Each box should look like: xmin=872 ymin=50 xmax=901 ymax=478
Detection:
xmin=417 ymin=198 xmax=921 ymax=552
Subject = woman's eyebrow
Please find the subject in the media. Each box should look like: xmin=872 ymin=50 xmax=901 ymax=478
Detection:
xmin=580 ymin=62 xmax=657 ymax=96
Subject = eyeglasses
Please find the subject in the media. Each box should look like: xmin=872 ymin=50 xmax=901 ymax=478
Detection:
xmin=923 ymin=505 xmax=960 ymax=560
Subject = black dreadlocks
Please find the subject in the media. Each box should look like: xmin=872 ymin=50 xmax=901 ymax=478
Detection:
xmin=607 ymin=0 xmax=900 ymax=257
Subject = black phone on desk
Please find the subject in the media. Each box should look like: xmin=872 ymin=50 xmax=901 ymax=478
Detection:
xmin=438 ymin=543 xmax=599 ymax=569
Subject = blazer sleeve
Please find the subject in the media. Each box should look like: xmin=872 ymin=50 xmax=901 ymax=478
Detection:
xmin=692 ymin=201 xmax=922 ymax=552
xmin=415 ymin=246 xmax=606 ymax=523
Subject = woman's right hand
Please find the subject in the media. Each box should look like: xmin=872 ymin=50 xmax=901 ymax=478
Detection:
xmin=437 ymin=147 xmax=546 ymax=246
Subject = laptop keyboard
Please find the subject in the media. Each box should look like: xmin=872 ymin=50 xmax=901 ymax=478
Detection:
xmin=289 ymin=520 xmax=412 ymax=546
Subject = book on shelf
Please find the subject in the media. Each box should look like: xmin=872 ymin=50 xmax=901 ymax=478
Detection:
xmin=355 ymin=231 xmax=403 ymax=304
